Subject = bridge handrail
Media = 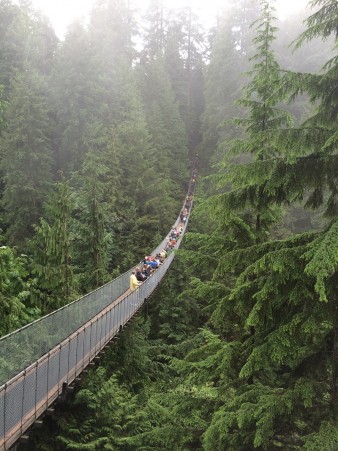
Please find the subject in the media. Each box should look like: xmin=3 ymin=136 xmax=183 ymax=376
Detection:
xmin=0 ymin=248 xmax=178 ymax=450
xmin=0 ymin=175 xmax=195 ymax=451
xmin=0 ymin=176 xmax=196 ymax=388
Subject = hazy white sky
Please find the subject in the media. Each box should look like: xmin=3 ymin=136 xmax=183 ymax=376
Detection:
xmin=30 ymin=0 xmax=310 ymax=39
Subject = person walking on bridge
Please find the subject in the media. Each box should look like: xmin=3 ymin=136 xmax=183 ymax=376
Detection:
xmin=130 ymin=271 xmax=140 ymax=291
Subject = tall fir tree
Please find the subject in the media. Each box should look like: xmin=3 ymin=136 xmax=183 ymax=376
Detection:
xmin=165 ymin=7 xmax=205 ymax=157
xmin=0 ymin=65 xmax=53 ymax=248
xmin=141 ymin=0 xmax=165 ymax=61
xmin=72 ymin=147 xmax=112 ymax=292
xmin=140 ymin=2 xmax=190 ymax=186
xmin=221 ymin=0 xmax=292 ymax=239
xmin=51 ymin=22 xmax=98 ymax=174
xmin=0 ymin=243 xmax=34 ymax=336
xmin=0 ymin=0 xmax=31 ymax=93
xmin=137 ymin=55 xmax=189 ymax=187
xmin=0 ymin=85 xmax=6 ymax=130
xmin=30 ymin=179 xmax=75 ymax=313
xmin=194 ymin=0 xmax=338 ymax=448
xmin=200 ymin=0 xmax=260 ymax=172
xmin=0 ymin=1 xmax=58 ymax=95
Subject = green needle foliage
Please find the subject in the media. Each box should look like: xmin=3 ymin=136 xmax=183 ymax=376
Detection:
xmin=0 ymin=85 xmax=6 ymax=130
xmin=214 ymin=0 xmax=292 ymax=242
xmin=1 ymin=65 xmax=53 ymax=248
xmin=72 ymin=148 xmax=112 ymax=292
xmin=30 ymin=178 xmax=75 ymax=313
xmin=0 ymin=243 xmax=32 ymax=336
xmin=196 ymin=1 xmax=338 ymax=448
xmin=5 ymin=0 xmax=338 ymax=450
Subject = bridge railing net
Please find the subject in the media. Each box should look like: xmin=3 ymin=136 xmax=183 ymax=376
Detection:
xmin=0 ymin=177 xmax=195 ymax=388
xmin=0 ymin=251 xmax=177 ymax=451
xmin=0 ymin=272 xmax=129 ymax=387
xmin=0 ymin=174 xmax=195 ymax=450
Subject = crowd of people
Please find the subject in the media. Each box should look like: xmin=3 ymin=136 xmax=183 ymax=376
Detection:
xmin=129 ymin=225 xmax=184 ymax=291
xmin=129 ymin=168 xmax=197 ymax=293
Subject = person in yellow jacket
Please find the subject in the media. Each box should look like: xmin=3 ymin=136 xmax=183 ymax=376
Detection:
xmin=130 ymin=271 xmax=140 ymax=291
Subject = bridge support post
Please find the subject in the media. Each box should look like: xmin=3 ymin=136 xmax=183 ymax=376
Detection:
xmin=60 ymin=382 xmax=68 ymax=402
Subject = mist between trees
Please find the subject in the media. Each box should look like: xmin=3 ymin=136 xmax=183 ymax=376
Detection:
xmin=1 ymin=0 xmax=338 ymax=449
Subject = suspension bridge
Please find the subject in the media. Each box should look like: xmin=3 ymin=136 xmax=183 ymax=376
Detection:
xmin=0 ymin=175 xmax=196 ymax=451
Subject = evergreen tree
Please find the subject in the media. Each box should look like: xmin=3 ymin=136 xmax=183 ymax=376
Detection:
xmin=165 ymin=7 xmax=205 ymax=156
xmin=30 ymin=179 xmax=75 ymax=313
xmin=30 ymin=318 xmax=153 ymax=450
xmin=0 ymin=85 xmax=6 ymax=130
xmin=72 ymin=147 xmax=112 ymax=292
xmin=51 ymin=22 xmax=98 ymax=174
xmin=89 ymin=0 xmax=135 ymax=63
xmin=200 ymin=0 xmax=260 ymax=172
xmin=1 ymin=65 xmax=53 ymax=248
xmin=107 ymin=74 xmax=169 ymax=267
xmin=191 ymin=1 xmax=338 ymax=448
xmin=0 ymin=0 xmax=31 ymax=93
xmin=137 ymin=55 xmax=189 ymax=187
xmin=0 ymin=1 xmax=58 ymax=94
xmin=141 ymin=0 xmax=166 ymax=61
xmin=140 ymin=1 xmax=191 ymax=186
xmin=0 ymin=243 xmax=35 ymax=336
xmin=213 ymin=0 xmax=291 ymax=242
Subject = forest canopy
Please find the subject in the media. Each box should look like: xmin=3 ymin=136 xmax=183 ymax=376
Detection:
xmin=1 ymin=0 xmax=338 ymax=449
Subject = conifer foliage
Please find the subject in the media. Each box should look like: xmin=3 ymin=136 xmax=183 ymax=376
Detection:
xmin=3 ymin=0 xmax=338 ymax=450
xmin=194 ymin=0 xmax=338 ymax=448
xmin=1 ymin=66 xmax=53 ymax=248
xmin=30 ymin=179 xmax=75 ymax=313
xmin=72 ymin=149 xmax=112 ymax=292
xmin=0 ymin=243 xmax=32 ymax=335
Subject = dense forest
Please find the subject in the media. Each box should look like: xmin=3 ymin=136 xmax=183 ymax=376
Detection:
xmin=1 ymin=0 xmax=338 ymax=449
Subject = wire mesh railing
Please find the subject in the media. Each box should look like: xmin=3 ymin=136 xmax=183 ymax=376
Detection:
xmin=0 ymin=252 xmax=177 ymax=451
xmin=0 ymin=172 xmax=196 ymax=450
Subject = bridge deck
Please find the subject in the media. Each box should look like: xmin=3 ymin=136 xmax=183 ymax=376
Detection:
xmin=0 ymin=178 xmax=195 ymax=451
